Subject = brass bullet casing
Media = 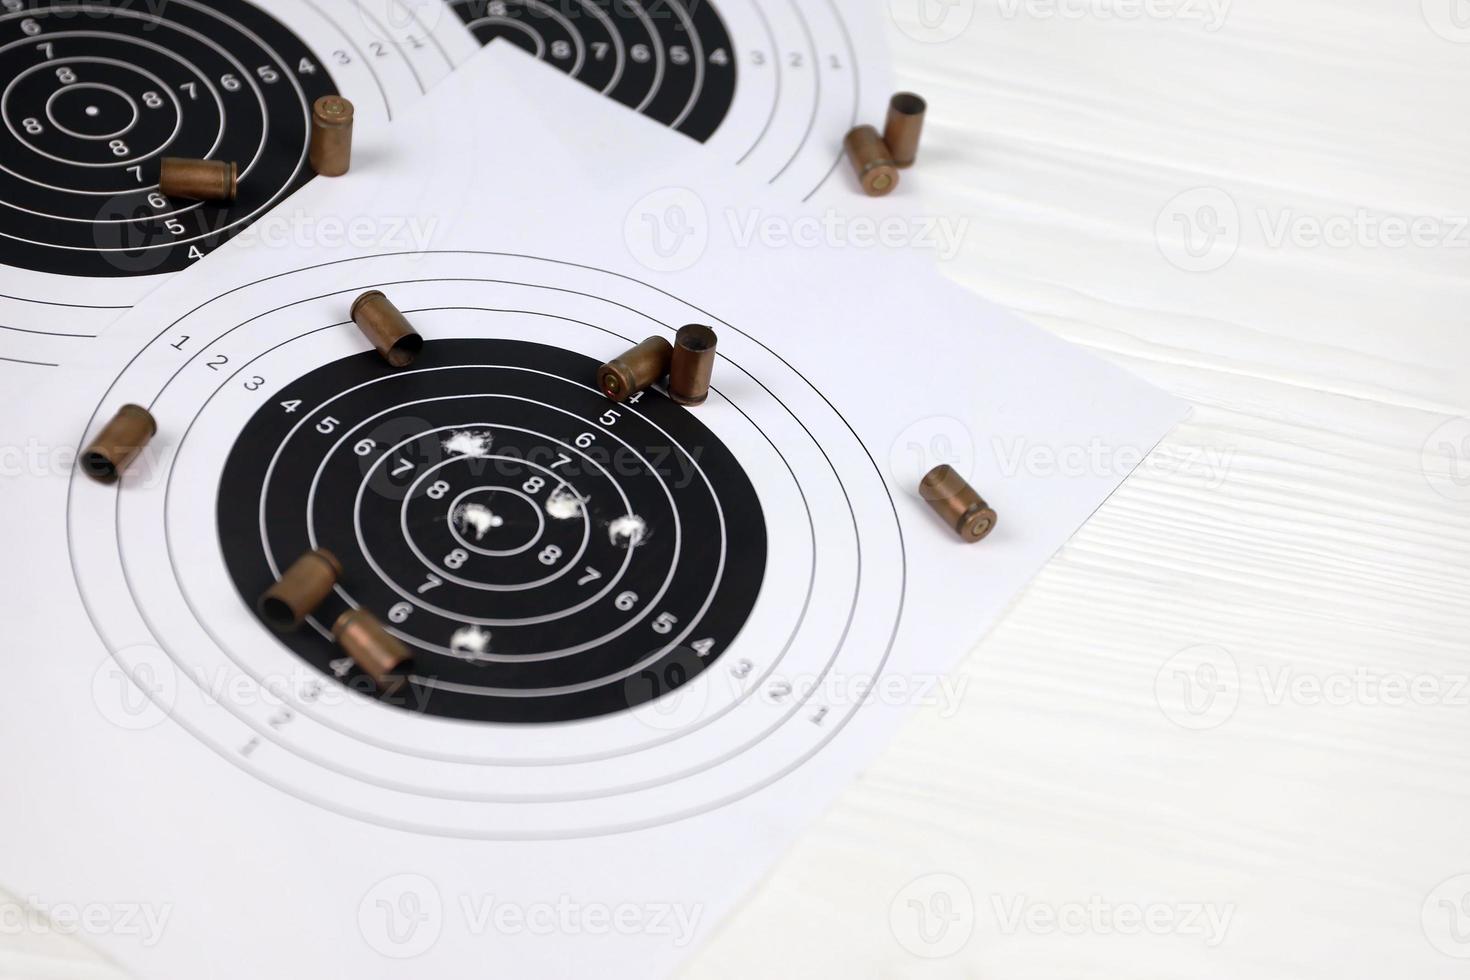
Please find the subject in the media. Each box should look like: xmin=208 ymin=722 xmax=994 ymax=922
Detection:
xmin=257 ymin=548 xmax=342 ymax=632
xmin=159 ymin=157 xmax=237 ymax=202
xmin=669 ymin=324 xmax=718 ymax=406
xmin=81 ymin=403 xmax=157 ymax=484
xmin=884 ymin=92 xmax=927 ymax=168
xmin=333 ymin=609 xmax=412 ymax=696
xmin=309 ymin=95 xmax=354 ymax=176
xmin=350 ymin=289 xmax=423 ymax=367
xmin=919 ymin=464 xmax=997 ymax=543
xmin=843 ymin=125 xmax=898 ymax=197
xmin=597 ymin=336 xmax=672 ymax=402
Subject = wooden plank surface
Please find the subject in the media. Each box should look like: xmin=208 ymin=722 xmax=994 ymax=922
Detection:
xmin=681 ymin=1 xmax=1470 ymax=977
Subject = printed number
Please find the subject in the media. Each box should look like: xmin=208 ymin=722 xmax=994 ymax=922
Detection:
xmin=205 ymin=353 xmax=228 ymax=370
xmin=426 ymin=480 xmax=450 ymax=499
xmin=170 ymin=336 xmax=189 ymax=350
xmin=391 ymin=458 xmax=413 ymax=477
xmin=551 ymin=40 xmax=571 ymax=59
xmin=147 ymin=192 xmax=166 ymax=209
xmin=730 ymin=658 xmax=754 ymax=679
xmin=615 ymin=590 xmax=638 ymax=611
xmin=179 ymin=81 xmax=197 ymax=99
xmin=691 ymin=637 xmax=715 ymax=657
xmin=575 ymin=432 xmax=595 ymax=448
xmin=788 ymin=52 xmax=804 ymax=68
xmin=221 ymin=72 xmax=241 ymax=91
xmin=255 ymin=65 xmax=278 ymax=83
xmin=20 ymin=17 xmax=40 ymax=35
xmin=56 ymin=66 xmax=76 ymax=83
xmin=332 ymin=50 xmax=351 ymax=65
xmin=315 ymin=415 xmax=339 ymax=434
xmin=280 ymin=399 xmax=301 ymax=413
xmin=631 ymin=43 xmax=651 ymax=63
xmin=143 ymin=90 xmax=163 ymax=108
xmin=298 ymin=58 xmax=317 ymax=74
xmin=599 ymin=409 xmax=620 ymax=426
xmin=592 ymin=41 xmax=609 ymax=60
xmin=369 ymin=41 xmax=387 ymax=57
xmin=22 ymin=117 xmax=41 ymax=134
xmin=578 ymin=566 xmax=601 ymax=585
xmin=810 ymin=706 xmax=829 ymax=725
xmin=751 ymin=50 xmax=766 ymax=66
xmin=164 ymin=218 xmax=184 ymax=235
xmin=354 ymin=438 xmax=376 ymax=456
xmin=388 ymin=602 xmax=412 ymax=623
xmin=243 ymin=376 xmax=264 ymax=391
xmin=651 ymin=611 xmax=678 ymax=634
xmin=444 ymin=548 xmax=468 ymax=569
xmin=522 ymin=475 xmax=545 ymax=493
xmin=417 ymin=573 xmax=442 ymax=594
xmin=538 ymin=545 xmax=561 ymax=565
xmin=709 ymin=48 xmax=729 ymax=66
xmin=330 ymin=657 xmax=353 ymax=678
xmin=768 ymin=679 xmax=793 ymax=702
xmin=109 ymin=139 xmax=128 ymax=157
xmin=670 ymin=45 xmax=689 ymax=65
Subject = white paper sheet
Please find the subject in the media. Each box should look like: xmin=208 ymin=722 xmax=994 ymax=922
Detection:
xmin=0 ymin=0 xmax=477 ymax=369
xmin=0 ymin=45 xmax=1184 ymax=979
xmin=0 ymin=0 xmax=887 ymax=370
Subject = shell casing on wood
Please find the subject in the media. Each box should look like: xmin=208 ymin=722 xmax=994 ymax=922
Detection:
xmin=159 ymin=157 xmax=237 ymax=201
xmin=333 ymin=609 xmax=412 ymax=696
xmin=883 ymin=92 xmax=927 ymax=168
xmin=597 ymin=336 xmax=673 ymax=402
xmin=669 ymin=324 xmax=718 ymax=406
xmin=81 ymin=404 xmax=157 ymax=484
xmin=257 ymin=548 xmax=342 ymax=632
xmin=350 ymin=290 xmax=423 ymax=367
xmin=843 ymin=125 xmax=898 ymax=197
xmin=919 ymin=464 xmax=997 ymax=543
xmin=309 ymin=95 xmax=354 ymax=176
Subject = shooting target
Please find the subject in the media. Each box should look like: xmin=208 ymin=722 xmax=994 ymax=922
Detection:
xmin=0 ymin=0 xmax=462 ymax=366
xmin=68 ymin=250 xmax=906 ymax=839
xmin=447 ymin=0 xmax=876 ymax=200
xmin=217 ymin=338 xmax=769 ymax=724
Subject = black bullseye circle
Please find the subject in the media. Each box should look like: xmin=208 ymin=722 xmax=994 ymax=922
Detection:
xmin=448 ymin=0 xmax=736 ymax=142
xmin=218 ymin=338 xmax=768 ymax=724
xmin=0 ymin=0 xmax=338 ymax=278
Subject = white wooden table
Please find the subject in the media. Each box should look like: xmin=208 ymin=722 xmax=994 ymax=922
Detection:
xmin=8 ymin=1 xmax=1469 ymax=975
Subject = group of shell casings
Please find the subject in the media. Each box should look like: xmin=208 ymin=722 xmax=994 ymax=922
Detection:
xmin=156 ymin=94 xmax=355 ymax=203
xmin=597 ymin=326 xmax=719 ymax=407
xmin=250 ymin=289 xmax=427 ymax=693
xmin=80 ymin=288 xmax=428 ymax=694
xmin=82 ymin=85 xmax=981 ymax=695
xmin=844 ymin=92 xmax=927 ymax=197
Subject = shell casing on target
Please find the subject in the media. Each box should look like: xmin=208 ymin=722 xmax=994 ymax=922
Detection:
xmin=81 ymin=403 xmax=157 ymax=484
xmin=309 ymin=95 xmax=354 ymax=177
xmin=257 ymin=548 xmax=342 ymax=632
xmin=597 ymin=335 xmax=673 ymax=402
xmin=350 ymin=289 xmax=423 ymax=367
xmin=843 ymin=125 xmax=898 ymax=197
xmin=669 ymin=324 xmax=718 ymax=406
xmin=158 ymin=157 xmax=237 ymax=202
xmin=883 ymin=92 xmax=927 ymax=168
xmin=333 ymin=609 xmax=413 ymax=696
xmin=919 ymin=464 xmax=997 ymax=543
